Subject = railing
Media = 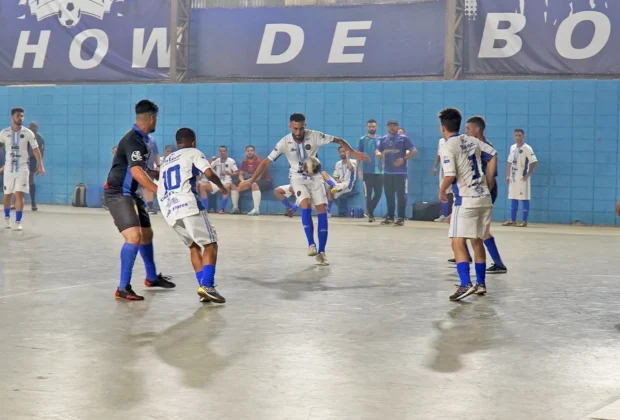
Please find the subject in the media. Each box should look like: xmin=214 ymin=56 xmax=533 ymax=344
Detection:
xmin=191 ymin=0 xmax=426 ymax=8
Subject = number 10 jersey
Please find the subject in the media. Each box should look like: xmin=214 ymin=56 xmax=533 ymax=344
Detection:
xmin=157 ymin=147 xmax=212 ymax=226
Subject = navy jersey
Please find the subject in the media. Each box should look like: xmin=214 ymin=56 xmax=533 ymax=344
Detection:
xmin=481 ymin=138 xmax=498 ymax=202
xmin=377 ymin=134 xmax=415 ymax=175
xmin=105 ymin=125 xmax=151 ymax=196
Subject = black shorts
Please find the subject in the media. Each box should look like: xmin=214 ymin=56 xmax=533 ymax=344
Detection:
xmin=105 ymin=193 xmax=151 ymax=232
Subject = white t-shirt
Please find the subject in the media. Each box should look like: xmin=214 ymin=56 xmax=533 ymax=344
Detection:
xmin=268 ymin=130 xmax=335 ymax=180
xmin=508 ymin=143 xmax=538 ymax=182
xmin=158 ymin=148 xmax=212 ymax=226
xmin=0 ymin=126 xmax=38 ymax=174
xmin=333 ymin=159 xmax=357 ymax=188
xmin=440 ymin=134 xmax=497 ymax=207
xmin=211 ymin=157 xmax=238 ymax=184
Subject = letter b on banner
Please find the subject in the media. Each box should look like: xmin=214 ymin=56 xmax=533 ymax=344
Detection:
xmin=478 ymin=13 xmax=526 ymax=58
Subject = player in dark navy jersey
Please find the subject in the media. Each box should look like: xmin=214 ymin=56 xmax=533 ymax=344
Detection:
xmin=104 ymin=100 xmax=175 ymax=300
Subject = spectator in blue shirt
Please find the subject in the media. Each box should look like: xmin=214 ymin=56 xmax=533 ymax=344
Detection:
xmin=376 ymin=120 xmax=417 ymax=226
xmin=358 ymin=119 xmax=383 ymax=222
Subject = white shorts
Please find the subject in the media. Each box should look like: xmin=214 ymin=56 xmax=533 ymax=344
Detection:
xmin=172 ymin=210 xmax=218 ymax=248
xmin=3 ymin=171 xmax=29 ymax=195
xmin=448 ymin=205 xmax=492 ymax=239
xmin=332 ymin=182 xmax=353 ymax=199
xmin=508 ymin=178 xmax=531 ymax=200
xmin=278 ymin=184 xmax=294 ymax=199
xmin=291 ymin=177 xmax=328 ymax=206
xmin=205 ymin=181 xmax=231 ymax=195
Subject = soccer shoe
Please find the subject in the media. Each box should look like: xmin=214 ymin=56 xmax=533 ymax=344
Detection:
xmin=115 ymin=285 xmax=145 ymax=301
xmin=247 ymin=209 xmax=260 ymax=216
xmin=381 ymin=218 xmax=394 ymax=225
xmin=197 ymin=286 xmax=226 ymax=304
xmin=15 ymin=222 xmax=23 ymax=231
xmin=308 ymin=244 xmax=318 ymax=256
xmin=475 ymin=284 xmax=487 ymax=295
xmin=316 ymin=252 xmax=329 ymax=266
xmin=231 ymin=208 xmax=240 ymax=214
xmin=368 ymin=213 xmax=375 ymax=223
xmin=448 ymin=258 xmax=473 ymax=264
xmin=31 ymin=205 xmax=38 ymax=211
xmin=434 ymin=215 xmax=447 ymax=222
xmin=502 ymin=221 xmax=515 ymax=226
xmin=218 ymin=210 xmax=224 ymax=215
xmin=144 ymin=273 xmax=176 ymax=288
xmin=449 ymin=283 xmax=476 ymax=301
xmin=4 ymin=218 xmax=10 ymax=229
xmin=394 ymin=219 xmax=405 ymax=226
xmin=486 ymin=264 xmax=507 ymax=274
xmin=199 ymin=296 xmax=211 ymax=303
xmin=330 ymin=186 xmax=342 ymax=195
xmin=285 ymin=209 xmax=294 ymax=217
xmin=516 ymin=221 xmax=528 ymax=227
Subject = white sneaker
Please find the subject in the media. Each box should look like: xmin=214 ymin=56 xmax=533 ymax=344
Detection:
xmin=16 ymin=222 xmax=23 ymax=231
xmin=434 ymin=215 xmax=447 ymax=222
xmin=316 ymin=252 xmax=329 ymax=266
xmin=327 ymin=212 xmax=332 ymax=218
xmin=247 ymin=209 xmax=260 ymax=216
xmin=308 ymin=244 xmax=318 ymax=256
xmin=4 ymin=218 xmax=10 ymax=229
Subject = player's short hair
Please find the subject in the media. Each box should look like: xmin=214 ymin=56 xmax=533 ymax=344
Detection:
xmin=514 ymin=128 xmax=525 ymax=135
xmin=367 ymin=119 xmax=377 ymax=125
xmin=338 ymin=146 xmax=346 ymax=152
xmin=219 ymin=145 xmax=228 ymax=151
xmin=175 ymin=128 xmax=196 ymax=146
xmin=135 ymin=99 xmax=159 ymax=116
xmin=438 ymin=108 xmax=462 ymax=133
xmin=290 ymin=113 xmax=306 ymax=123
xmin=11 ymin=108 xmax=24 ymax=116
xmin=467 ymin=116 xmax=486 ymax=132
xmin=245 ymin=145 xmax=255 ymax=150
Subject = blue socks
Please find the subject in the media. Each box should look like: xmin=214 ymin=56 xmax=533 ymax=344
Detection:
xmin=3 ymin=208 xmax=9 ymax=218
xmin=139 ymin=243 xmax=158 ymax=281
xmin=16 ymin=210 xmax=22 ymax=222
xmin=195 ymin=272 xmax=202 ymax=286
xmin=201 ymin=264 xmax=216 ymax=287
xmin=326 ymin=179 xmax=336 ymax=188
xmin=120 ymin=243 xmax=140 ymax=289
xmin=201 ymin=197 xmax=209 ymax=209
xmin=301 ymin=208 xmax=315 ymax=246
xmin=281 ymin=198 xmax=293 ymax=210
xmin=523 ymin=200 xmax=530 ymax=222
xmin=511 ymin=199 xmax=518 ymax=222
xmin=475 ymin=263 xmax=486 ymax=285
xmin=441 ymin=201 xmax=450 ymax=217
xmin=219 ymin=197 xmax=229 ymax=212
xmin=318 ymin=212 xmax=328 ymax=253
xmin=484 ymin=236 xmax=505 ymax=268
xmin=456 ymin=262 xmax=471 ymax=287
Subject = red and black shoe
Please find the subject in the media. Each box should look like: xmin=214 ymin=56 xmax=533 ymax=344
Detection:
xmin=115 ymin=285 xmax=145 ymax=301
xmin=144 ymin=273 xmax=176 ymax=289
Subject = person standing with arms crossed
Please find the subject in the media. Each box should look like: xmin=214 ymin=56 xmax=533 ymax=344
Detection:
xmin=358 ymin=119 xmax=382 ymax=222
xmin=375 ymin=120 xmax=416 ymax=226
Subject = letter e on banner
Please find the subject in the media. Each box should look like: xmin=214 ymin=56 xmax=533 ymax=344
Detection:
xmin=556 ymin=11 xmax=611 ymax=60
xmin=328 ymin=21 xmax=372 ymax=64
xmin=257 ymin=24 xmax=304 ymax=64
xmin=478 ymin=13 xmax=526 ymax=58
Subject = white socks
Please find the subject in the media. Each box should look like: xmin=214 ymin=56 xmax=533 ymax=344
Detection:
xmin=252 ymin=190 xmax=261 ymax=211
xmin=231 ymin=190 xmax=240 ymax=209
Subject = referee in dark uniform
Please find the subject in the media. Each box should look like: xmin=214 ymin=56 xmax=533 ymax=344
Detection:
xmin=104 ymin=100 xmax=175 ymax=300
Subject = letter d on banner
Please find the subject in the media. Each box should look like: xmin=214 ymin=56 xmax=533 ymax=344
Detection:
xmin=478 ymin=13 xmax=526 ymax=58
xmin=257 ymin=24 xmax=304 ymax=64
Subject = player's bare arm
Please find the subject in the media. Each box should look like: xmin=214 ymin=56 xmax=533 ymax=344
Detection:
xmin=33 ymin=147 xmax=45 ymax=176
xmin=506 ymin=162 xmax=512 ymax=184
xmin=130 ymin=166 xmax=157 ymax=194
xmin=433 ymin=153 xmax=440 ymax=176
xmin=523 ymin=161 xmax=538 ymax=181
xmin=486 ymin=155 xmax=498 ymax=191
xmin=331 ymin=137 xmax=370 ymax=163
xmin=439 ymin=176 xmax=455 ymax=202
xmin=205 ymin=168 xmax=228 ymax=195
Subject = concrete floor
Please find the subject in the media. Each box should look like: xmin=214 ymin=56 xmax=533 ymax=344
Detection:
xmin=1 ymin=206 xmax=620 ymax=420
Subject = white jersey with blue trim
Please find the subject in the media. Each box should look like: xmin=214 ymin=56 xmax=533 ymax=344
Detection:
xmin=268 ymin=130 xmax=335 ymax=180
xmin=440 ymin=134 xmax=496 ymax=208
xmin=0 ymin=126 xmax=38 ymax=174
xmin=333 ymin=159 xmax=357 ymax=188
xmin=157 ymin=148 xmax=212 ymax=226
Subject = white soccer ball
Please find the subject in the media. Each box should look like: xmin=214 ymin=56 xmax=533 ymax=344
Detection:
xmin=58 ymin=1 xmax=82 ymax=28
xmin=303 ymin=156 xmax=322 ymax=176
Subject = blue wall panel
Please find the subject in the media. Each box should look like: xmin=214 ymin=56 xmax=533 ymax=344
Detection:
xmin=0 ymin=79 xmax=618 ymax=224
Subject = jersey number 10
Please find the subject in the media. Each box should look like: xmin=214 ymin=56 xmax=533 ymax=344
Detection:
xmin=163 ymin=164 xmax=181 ymax=191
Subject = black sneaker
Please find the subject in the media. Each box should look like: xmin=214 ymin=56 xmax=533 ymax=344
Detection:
xmin=449 ymin=283 xmax=476 ymax=301
xmin=475 ymin=284 xmax=487 ymax=295
xmin=197 ymin=286 xmax=226 ymax=304
xmin=115 ymin=284 xmax=144 ymax=301
xmin=448 ymin=258 xmax=473 ymax=264
xmin=286 ymin=208 xmax=295 ymax=218
xmin=486 ymin=264 xmax=507 ymax=274
xmin=144 ymin=273 xmax=176 ymax=288
xmin=31 ymin=205 xmax=38 ymax=211
xmin=368 ymin=213 xmax=375 ymax=223
xmin=394 ymin=219 xmax=405 ymax=226
xmin=381 ymin=218 xmax=394 ymax=225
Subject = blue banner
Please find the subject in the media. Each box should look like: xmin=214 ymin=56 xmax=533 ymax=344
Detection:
xmin=189 ymin=2 xmax=446 ymax=79
xmin=0 ymin=0 xmax=170 ymax=83
xmin=465 ymin=0 xmax=620 ymax=74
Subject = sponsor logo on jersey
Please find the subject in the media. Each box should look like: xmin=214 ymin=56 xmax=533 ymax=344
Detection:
xmin=131 ymin=151 xmax=142 ymax=162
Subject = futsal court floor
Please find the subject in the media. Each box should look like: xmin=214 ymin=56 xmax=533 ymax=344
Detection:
xmin=1 ymin=206 xmax=620 ymax=420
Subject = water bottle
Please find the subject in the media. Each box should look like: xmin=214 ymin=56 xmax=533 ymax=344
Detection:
xmin=350 ymin=208 xmax=355 ymax=218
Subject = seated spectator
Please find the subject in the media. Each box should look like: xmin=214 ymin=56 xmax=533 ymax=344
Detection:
xmin=237 ymin=145 xmax=273 ymax=216
xmin=199 ymin=145 xmax=239 ymax=214
xmin=326 ymin=147 xmax=357 ymax=216
xmin=274 ymin=184 xmax=297 ymax=218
